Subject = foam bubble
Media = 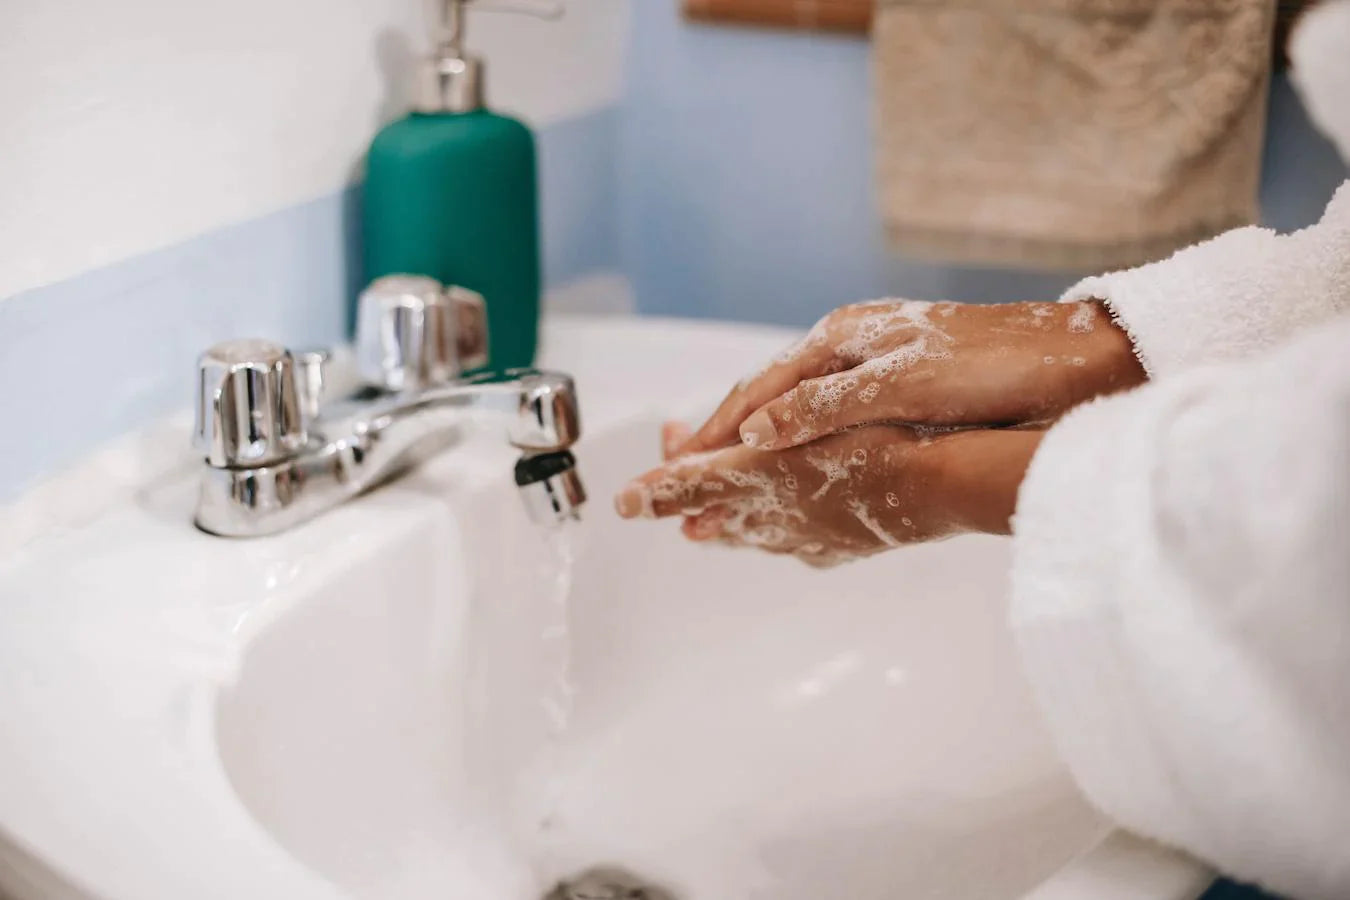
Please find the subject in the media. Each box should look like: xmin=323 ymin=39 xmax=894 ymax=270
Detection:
xmin=721 ymin=468 xmax=775 ymax=491
xmin=671 ymin=449 xmax=722 ymax=468
xmin=847 ymin=499 xmax=902 ymax=547
xmin=855 ymin=331 xmax=954 ymax=382
xmin=805 ymin=373 xmax=860 ymax=415
xmin=644 ymin=475 xmax=698 ymax=514
xmin=835 ymin=299 xmax=944 ymax=364
xmin=744 ymin=523 xmax=789 ymax=548
xmin=885 ymin=492 xmax=900 ymax=507
xmin=1067 ymin=303 xmax=1096 ymax=333
xmin=806 ymin=453 xmax=850 ymax=500
xmin=741 ymin=298 xmax=957 ymax=400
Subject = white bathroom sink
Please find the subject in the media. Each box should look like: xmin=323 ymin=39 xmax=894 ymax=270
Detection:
xmin=0 ymin=316 xmax=1212 ymax=900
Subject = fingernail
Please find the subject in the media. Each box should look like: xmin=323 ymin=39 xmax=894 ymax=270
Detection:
xmin=740 ymin=410 xmax=777 ymax=448
xmin=614 ymin=486 xmax=644 ymax=519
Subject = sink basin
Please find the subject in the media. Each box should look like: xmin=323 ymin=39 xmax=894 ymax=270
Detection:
xmin=0 ymin=316 xmax=1212 ymax=899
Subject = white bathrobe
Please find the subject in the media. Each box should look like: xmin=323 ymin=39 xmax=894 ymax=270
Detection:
xmin=1010 ymin=5 xmax=1350 ymax=898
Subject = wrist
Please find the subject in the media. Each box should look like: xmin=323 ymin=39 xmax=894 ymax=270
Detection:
xmin=931 ymin=429 xmax=1045 ymax=535
xmin=1083 ymin=300 xmax=1148 ymax=391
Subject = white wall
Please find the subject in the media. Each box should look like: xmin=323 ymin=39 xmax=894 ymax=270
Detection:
xmin=0 ymin=0 xmax=628 ymax=301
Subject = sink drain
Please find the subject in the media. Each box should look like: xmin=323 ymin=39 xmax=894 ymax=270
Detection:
xmin=545 ymin=866 xmax=678 ymax=900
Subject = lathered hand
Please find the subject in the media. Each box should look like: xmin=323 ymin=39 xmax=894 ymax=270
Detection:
xmin=677 ymin=299 xmax=1143 ymax=453
xmin=615 ymin=422 xmax=1044 ymax=568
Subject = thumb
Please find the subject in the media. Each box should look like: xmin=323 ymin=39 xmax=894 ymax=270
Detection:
xmin=738 ymin=368 xmax=890 ymax=450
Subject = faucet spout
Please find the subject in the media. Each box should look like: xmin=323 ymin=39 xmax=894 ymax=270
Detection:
xmin=515 ymin=449 xmax=586 ymax=525
xmin=408 ymin=368 xmax=580 ymax=452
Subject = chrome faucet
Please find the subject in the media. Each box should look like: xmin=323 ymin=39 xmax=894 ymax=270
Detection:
xmin=192 ymin=275 xmax=584 ymax=537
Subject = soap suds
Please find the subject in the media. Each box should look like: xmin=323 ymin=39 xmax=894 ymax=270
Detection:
xmin=721 ymin=468 xmax=775 ymax=491
xmin=847 ymin=499 xmax=902 ymax=547
xmin=626 ymin=449 xmax=724 ymax=517
xmin=805 ymin=373 xmax=860 ymax=415
xmin=856 ymin=335 xmax=953 ymax=382
xmin=743 ymin=523 xmax=789 ymax=548
xmin=807 ymin=453 xmax=850 ymax=500
xmin=836 ymin=300 xmax=946 ymax=365
xmin=1067 ymin=303 xmax=1096 ymax=333
xmin=739 ymin=298 xmax=957 ymax=401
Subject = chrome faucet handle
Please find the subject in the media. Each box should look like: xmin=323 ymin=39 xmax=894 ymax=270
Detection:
xmin=194 ymin=339 xmax=307 ymax=468
xmin=452 ymin=285 xmax=489 ymax=372
xmin=293 ymin=348 xmax=331 ymax=421
xmin=356 ymin=275 xmax=488 ymax=392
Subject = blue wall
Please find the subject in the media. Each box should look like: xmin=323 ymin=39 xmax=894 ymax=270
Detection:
xmin=619 ymin=2 xmax=1349 ymax=328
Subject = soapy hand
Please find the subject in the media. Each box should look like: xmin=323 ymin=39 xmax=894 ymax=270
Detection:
xmin=677 ymin=299 xmax=1143 ymax=453
xmin=615 ymin=422 xmax=1044 ymax=567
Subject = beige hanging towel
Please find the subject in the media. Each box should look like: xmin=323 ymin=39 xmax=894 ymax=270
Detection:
xmin=874 ymin=0 xmax=1278 ymax=271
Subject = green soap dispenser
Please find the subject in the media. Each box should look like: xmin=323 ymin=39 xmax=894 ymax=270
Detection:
xmin=364 ymin=0 xmax=560 ymax=371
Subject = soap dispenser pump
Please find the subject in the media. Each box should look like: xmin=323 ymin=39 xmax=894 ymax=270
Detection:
xmin=363 ymin=0 xmax=562 ymax=371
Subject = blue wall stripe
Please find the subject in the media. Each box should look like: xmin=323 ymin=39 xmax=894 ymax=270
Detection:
xmin=0 ymin=106 xmax=619 ymax=503
xmin=0 ymin=189 xmax=357 ymax=504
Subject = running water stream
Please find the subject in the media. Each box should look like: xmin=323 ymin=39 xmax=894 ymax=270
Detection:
xmin=531 ymin=522 xmax=582 ymax=832
xmin=463 ymin=512 xmax=585 ymax=889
